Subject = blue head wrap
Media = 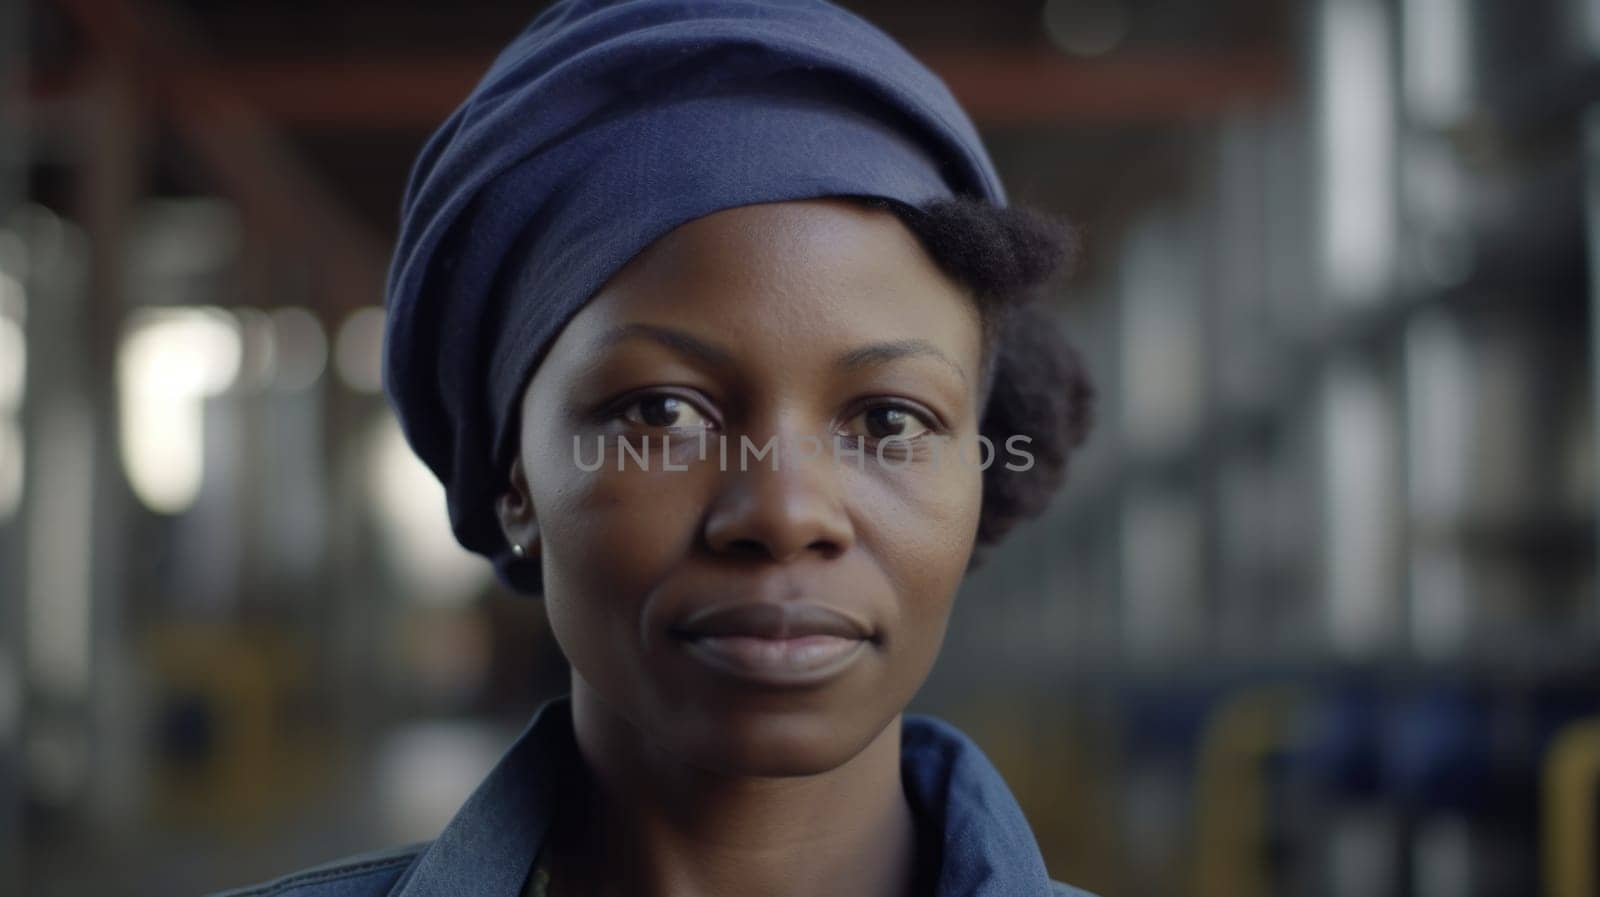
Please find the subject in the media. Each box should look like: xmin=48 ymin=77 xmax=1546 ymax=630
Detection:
xmin=383 ymin=0 xmax=1008 ymax=594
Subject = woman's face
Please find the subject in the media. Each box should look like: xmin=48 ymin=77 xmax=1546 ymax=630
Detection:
xmin=499 ymin=197 xmax=985 ymax=777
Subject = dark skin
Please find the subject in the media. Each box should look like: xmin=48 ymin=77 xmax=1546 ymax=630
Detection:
xmin=494 ymin=197 xmax=987 ymax=897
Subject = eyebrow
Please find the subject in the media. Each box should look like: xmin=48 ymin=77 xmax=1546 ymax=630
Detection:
xmin=595 ymin=323 xmax=738 ymax=369
xmin=836 ymin=338 xmax=969 ymax=385
xmin=595 ymin=323 xmax=967 ymax=384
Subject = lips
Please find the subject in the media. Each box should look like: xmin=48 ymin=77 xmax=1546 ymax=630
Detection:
xmin=669 ymin=600 xmax=876 ymax=687
xmin=670 ymin=601 xmax=875 ymax=642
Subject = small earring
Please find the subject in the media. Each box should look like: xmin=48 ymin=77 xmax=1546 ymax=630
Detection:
xmin=511 ymin=542 xmax=526 ymax=559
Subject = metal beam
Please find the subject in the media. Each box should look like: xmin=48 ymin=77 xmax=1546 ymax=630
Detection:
xmin=46 ymin=0 xmax=389 ymax=314
xmin=28 ymin=46 xmax=1288 ymax=130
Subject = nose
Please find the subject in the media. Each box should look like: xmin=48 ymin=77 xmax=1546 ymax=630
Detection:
xmin=702 ymin=432 xmax=855 ymax=563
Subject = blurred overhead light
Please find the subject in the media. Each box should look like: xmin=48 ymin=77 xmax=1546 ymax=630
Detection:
xmin=0 ymin=268 xmax=24 ymax=521
xmin=1321 ymin=358 xmax=1400 ymax=657
xmin=116 ymin=307 xmax=242 ymax=514
xmin=270 ymin=307 xmax=328 ymax=392
xmin=28 ymin=399 xmax=94 ymax=702
xmin=1119 ymin=210 xmax=1203 ymax=453
xmin=0 ymin=273 xmax=24 ymax=411
xmin=0 ymin=228 xmax=29 ymax=283
xmin=1402 ymin=0 xmax=1472 ymax=125
xmin=0 ymin=420 xmax=20 ymax=522
xmin=1041 ymin=0 xmax=1128 ymax=58
xmin=21 ymin=210 xmax=94 ymax=704
xmin=1406 ymin=311 xmax=1473 ymax=659
xmin=1317 ymin=0 xmax=1397 ymax=303
xmin=231 ymin=306 xmax=279 ymax=393
xmin=368 ymin=413 xmax=491 ymax=607
xmin=1582 ymin=0 xmax=1600 ymax=57
xmin=335 ymin=306 xmax=386 ymax=394
xmin=227 ymin=306 xmax=334 ymax=394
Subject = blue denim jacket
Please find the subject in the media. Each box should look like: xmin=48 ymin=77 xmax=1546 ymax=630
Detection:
xmin=206 ymin=695 xmax=1096 ymax=897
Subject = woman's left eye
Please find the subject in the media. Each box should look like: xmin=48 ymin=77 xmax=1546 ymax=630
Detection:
xmin=618 ymin=393 xmax=714 ymax=430
xmin=841 ymin=404 xmax=934 ymax=441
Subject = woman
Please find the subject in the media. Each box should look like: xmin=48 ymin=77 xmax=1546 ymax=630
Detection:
xmin=211 ymin=1 xmax=1096 ymax=895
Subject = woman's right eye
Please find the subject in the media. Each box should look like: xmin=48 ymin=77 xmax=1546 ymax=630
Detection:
xmin=616 ymin=393 xmax=715 ymax=430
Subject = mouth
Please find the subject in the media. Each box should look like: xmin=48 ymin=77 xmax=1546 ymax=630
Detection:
xmin=670 ymin=601 xmax=878 ymax=687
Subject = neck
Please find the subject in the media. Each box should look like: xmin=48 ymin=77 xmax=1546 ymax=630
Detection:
xmin=547 ymin=675 xmax=923 ymax=897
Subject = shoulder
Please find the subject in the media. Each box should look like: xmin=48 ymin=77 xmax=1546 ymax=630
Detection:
xmin=1050 ymin=879 xmax=1102 ymax=897
xmin=199 ymin=841 xmax=428 ymax=897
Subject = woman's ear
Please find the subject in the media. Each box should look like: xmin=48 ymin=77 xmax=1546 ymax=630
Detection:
xmin=494 ymin=456 xmax=541 ymax=560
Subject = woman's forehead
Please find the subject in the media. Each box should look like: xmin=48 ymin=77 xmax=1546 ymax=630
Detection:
xmin=619 ymin=198 xmax=918 ymax=276
xmin=548 ymin=199 xmax=982 ymax=377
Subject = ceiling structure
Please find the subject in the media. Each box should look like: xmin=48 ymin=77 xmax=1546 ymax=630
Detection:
xmin=20 ymin=0 xmax=1297 ymax=312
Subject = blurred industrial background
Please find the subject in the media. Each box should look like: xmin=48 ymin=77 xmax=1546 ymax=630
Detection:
xmin=2 ymin=0 xmax=1599 ymax=895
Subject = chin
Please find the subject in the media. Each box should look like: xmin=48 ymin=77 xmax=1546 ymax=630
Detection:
xmin=672 ymin=701 xmax=893 ymax=778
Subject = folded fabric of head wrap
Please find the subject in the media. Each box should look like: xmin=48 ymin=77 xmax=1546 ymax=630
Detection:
xmin=382 ymin=0 xmax=1009 ymax=594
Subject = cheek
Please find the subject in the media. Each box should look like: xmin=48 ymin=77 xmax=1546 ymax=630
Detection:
xmin=527 ymin=438 xmax=710 ymax=638
xmin=846 ymin=447 xmax=983 ymax=629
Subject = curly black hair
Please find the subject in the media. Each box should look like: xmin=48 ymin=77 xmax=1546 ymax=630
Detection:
xmin=851 ymin=195 xmax=1095 ymax=562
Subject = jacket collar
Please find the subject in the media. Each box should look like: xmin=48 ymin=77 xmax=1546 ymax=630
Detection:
xmin=390 ymin=694 xmax=1056 ymax=897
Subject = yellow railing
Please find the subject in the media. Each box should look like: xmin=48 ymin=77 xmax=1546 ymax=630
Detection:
xmin=1544 ymin=717 xmax=1600 ymax=897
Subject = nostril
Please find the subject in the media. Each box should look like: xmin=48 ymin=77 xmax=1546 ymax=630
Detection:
xmin=728 ymin=538 xmax=768 ymax=557
xmin=809 ymin=537 xmax=846 ymax=561
xmin=702 ymin=480 xmax=856 ymax=561
xmin=716 ymin=535 xmax=844 ymax=563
